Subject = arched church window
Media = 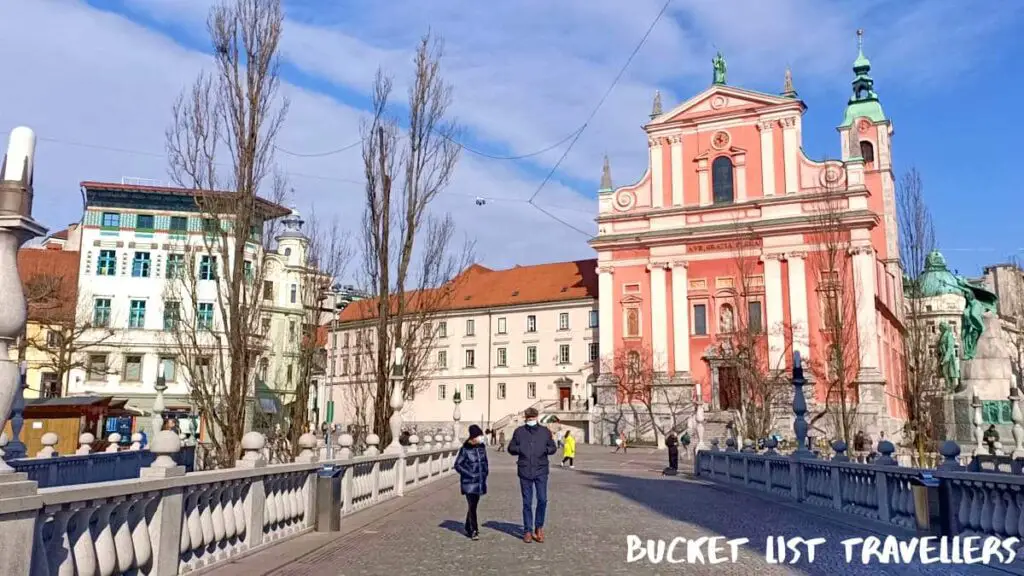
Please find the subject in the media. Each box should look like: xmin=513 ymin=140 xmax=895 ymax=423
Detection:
xmin=859 ymin=141 xmax=875 ymax=164
xmin=711 ymin=156 xmax=734 ymax=204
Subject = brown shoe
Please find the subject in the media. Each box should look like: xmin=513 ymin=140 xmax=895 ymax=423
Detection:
xmin=535 ymin=528 xmax=545 ymax=543
xmin=523 ymin=531 xmax=534 ymax=543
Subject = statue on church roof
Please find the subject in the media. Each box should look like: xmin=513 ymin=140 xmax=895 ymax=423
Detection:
xmin=782 ymin=67 xmax=797 ymax=98
xmin=712 ymin=51 xmax=727 ymax=85
xmin=650 ymin=90 xmax=663 ymax=119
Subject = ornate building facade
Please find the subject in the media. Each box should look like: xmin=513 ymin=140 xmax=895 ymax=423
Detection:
xmin=590 ymin=36 xmax=907 ymax=440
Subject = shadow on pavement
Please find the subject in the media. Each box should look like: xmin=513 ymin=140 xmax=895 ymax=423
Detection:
xmin=482 ymin=520 xmax=523 ymax=539
xmin=572 ymin=469 xmax=992 ymax=576
xmin=438 ymin=520 xmax=466 ymax=536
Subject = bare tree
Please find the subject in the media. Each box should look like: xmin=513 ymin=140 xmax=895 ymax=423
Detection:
xmin=164 ymin=0 xmax=289 ymax=468
xmin=22 ymin=270 xmax=116 ymax=396
xmin=714 ymin=229 xmax=793 ymax=441
xmin=600 ymin=343 xmax=677 ymax=445
xmin=358 ymin=33 xmax=474 ymax=446
xmin=807 ymin=171 xmax=862 ymax=446
xmin=896 ymin=168 xmax=938 ymax=456
xmin=285 ymin=217 xmax=350 ymax=456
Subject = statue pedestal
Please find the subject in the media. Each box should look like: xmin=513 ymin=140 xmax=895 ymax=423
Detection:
xmin=941 ymin=314 xmax=1014 ymax=444
xmin=961 ymin=314 xmax=1013 ymax=401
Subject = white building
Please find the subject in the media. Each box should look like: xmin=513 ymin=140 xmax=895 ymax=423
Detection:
xmin=67 ymin=180 xmax=292 ymax=437
xmin=325 ymin=259 xmax=601 ymax=440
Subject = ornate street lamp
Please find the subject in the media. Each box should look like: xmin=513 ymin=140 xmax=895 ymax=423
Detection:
xmin=452 ymin=384 xmax=462 ymax=440
xmin=383 ymin=347 xmax=405 ymax=454
xmin=152 ymin=365 xmax=168 ymax=437
xmin=0 ymin=127 xmax=46 ymax=471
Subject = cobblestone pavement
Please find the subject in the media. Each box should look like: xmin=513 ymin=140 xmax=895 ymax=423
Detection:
xmin=219 ymin=446 xmax=1011 ymax=576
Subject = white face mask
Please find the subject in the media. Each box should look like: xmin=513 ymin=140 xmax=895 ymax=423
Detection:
xmin=526 ymin=420 xmax=538 ymax=427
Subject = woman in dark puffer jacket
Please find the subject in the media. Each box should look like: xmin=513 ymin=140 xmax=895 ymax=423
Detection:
xmin=454 ymin=424 xmax=489 ymax=539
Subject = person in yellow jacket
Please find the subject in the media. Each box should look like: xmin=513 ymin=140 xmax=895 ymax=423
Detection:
xmin=559 ymin=431 xmax=576 ymax=469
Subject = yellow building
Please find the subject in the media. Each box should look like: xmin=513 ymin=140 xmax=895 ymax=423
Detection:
xmin=13 ymin=244 xmax=82 ymax=399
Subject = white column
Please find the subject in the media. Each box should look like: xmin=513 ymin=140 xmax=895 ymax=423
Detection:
xmin=598 ymin=266 xmax=614 ymax=361
xmin=697 ymin=159 xmax=710 ymax=206
xmin=851 ymin=246 xmax=880 ymax=373
xmin=762 ymin=254 xmax=785 ymax=369
xmin=650 ymin=137 xmax=664 ymax=208
xmin=734 ymin=154 xmax=747 ymax=203
xmin=670 ymin=136 xmax=684 ymax=206
xmin=787 ymin=251 xmax=810 ymax=361
xmin=758 ymin=120 xmax=776 ymax=197
xmin=648 ymin=262 xmax=668 ymax=370
xmin=670 ymin=262 xmax=690 ymax=374
xmin=782 ymin=117 xmax=798 ymax=195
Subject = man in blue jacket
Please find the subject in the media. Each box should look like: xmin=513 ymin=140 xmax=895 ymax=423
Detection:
xmin=507 ymin=407 xmax=557 ymax=543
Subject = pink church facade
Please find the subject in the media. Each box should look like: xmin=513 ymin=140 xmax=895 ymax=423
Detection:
xmin=590 ymin=42 xmax=907 ymax=436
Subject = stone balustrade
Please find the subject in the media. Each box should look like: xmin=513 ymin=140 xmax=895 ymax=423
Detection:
xmin=4 ymin=430 xmax=459 ymax=576
xmin=696 ymin=438 xmax=1024 ymax=541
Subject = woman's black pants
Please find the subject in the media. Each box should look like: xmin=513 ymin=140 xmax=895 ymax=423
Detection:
xmin=465 ymin=494 xmax=480 ymax=534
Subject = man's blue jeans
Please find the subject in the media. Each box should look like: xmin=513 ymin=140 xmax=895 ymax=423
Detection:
xmin=519 ymin=475 xmax=548 ymax=532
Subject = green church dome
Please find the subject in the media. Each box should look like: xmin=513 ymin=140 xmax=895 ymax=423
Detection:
xmin=914 ymin=251 xmax=962 ymax=298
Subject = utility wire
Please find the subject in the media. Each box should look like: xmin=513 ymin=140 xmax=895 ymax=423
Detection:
xmin=6 ymin=129 xmax=596 ymax=216
xmin=273 ymin=125 xmax=585 ymax=161
xmin=524 ymin=0 xmax=673 ymax=237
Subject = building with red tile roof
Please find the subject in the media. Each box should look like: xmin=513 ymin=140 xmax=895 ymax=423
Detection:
xmin=326 ymin=259 xmax=600 ymax=439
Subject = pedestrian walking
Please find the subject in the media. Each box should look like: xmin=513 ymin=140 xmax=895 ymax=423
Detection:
xmin=664 ymin=432 xmax=678 ymax=475
xmin=612 ymin=431 xmax=628 ymax=454
xmin=454 ymin=424 xmax=489 ymax=540
xmin=497 ymin=430 xmax=506 ymax=452
xmin=560 ymin=430 xmax=576 ymax=469
xmin=507 ymin=407 xmax=557 ymax=543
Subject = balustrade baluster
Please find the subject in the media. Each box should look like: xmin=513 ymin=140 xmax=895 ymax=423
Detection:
xmin=45 ymin=507 xmax=75 ymax=575
xmin=233 ymin=482 xmax=248 ymax=541
xmin=70 ymin=506 xmax=99 ymax=576
xmin=210 ymin=485 xmax=227 ymax=547
xmin=91 ymin=501 xmax=118 ymax=576
xmin=992 ymin=487 xmax=1008 ymax=537
xmin=187 ymin=490 xmax=204 ymax=554
xmin=128 ymin=498 xmax=153 ymax=571
xmin=110 ymin=499 xmax=136 ymax=572
xmin=222 ymin=486 xmax=237 ymax=542
xmin=180 ymin=502 xmax=192 ymax=555
xmin=199 ymin=487 xmax=215 ymax=551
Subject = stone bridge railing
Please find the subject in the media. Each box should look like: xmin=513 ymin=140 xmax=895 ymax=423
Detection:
xmin=696 ymin=438 xmax=1024 ymax=540
xmin=2 ymin=429 xmax=458 ymax=576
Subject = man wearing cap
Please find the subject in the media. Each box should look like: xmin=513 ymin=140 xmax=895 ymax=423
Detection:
xmin=507 ymin=406 xmax=557 ymax=543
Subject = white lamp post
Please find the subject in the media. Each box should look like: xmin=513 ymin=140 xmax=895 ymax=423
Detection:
xmin=383 ymin=346 xmax=405 ymax=454
xmin=0 ymin=127 xmax=45 ymax=473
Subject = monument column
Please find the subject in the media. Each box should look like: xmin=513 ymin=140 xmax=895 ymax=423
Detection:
xmin=598 ymin=265 xmax=615 ymax=361
xmin=758 ymin=120 xmax=776 ymax=197
xmin=648 ymin=262 xmax=669 ymax=371
xmin=670 ymin=261 xmax=690 ymax=375
xmin=670 ymin=136 xmax=684 ymax=206
xmin=734 ymin=153 xmax=747 ymax=203
xmin=650 ymin=137 xmax=664 ymax=208
xmin=786 ymin=251 xmax=810 ymax=361
xmin=782 ymin=116 xmax=799 ymax=195
xmin=697 ymin=158 xmax=710 ymax=206
xmin=850 ymin=245 xmax=881 ymax=377
xmin=762 ymin=253 xmax=786 ymax=368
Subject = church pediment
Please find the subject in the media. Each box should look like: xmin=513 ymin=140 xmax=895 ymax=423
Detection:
xmin=693 ymin=145 xmax=747 ymax=161
xmin=650 ymin=86 xmax=800 ymax=126
xmin=620 ymin=294 xmax=643 ymax=305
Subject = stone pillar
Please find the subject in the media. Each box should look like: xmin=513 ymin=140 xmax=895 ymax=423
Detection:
xmin=734 ymin=153 xmax=747 ymax=203
xmin=669 ymin=135 xmax=684 ymax=206
xmin=364 ymin=434 xmax=380 ymax=457
xmin=850 ymin=245 xmax=881 ymax=377
xmin=76 ymin=432 xmax=94 ymax=455
xmin=697 ymin=158 xmax=710 ymax=206
xmin=762 ymin=253 xmax=786 ymax=368
xmin=648 ymin=262 xmax=668 ymax=370
xmin=650 ymin=137 xmax=664 ymax=208
xmin=598 ymin=265 xmax=614 ymax=361
xmin=141 ymin=430 xmax=186 ymax=576
xmin=757 ymin=120 xmax=776 ymax=197
xmin=782 ymin=116 xmax=799 ymax=195
xmin=670 ymin=262 xmax=690 ymax=375
xmin=296 ymin=432 xmax=318 ymax=463
xmin=786 ymin=251 xmax=810 ymax=361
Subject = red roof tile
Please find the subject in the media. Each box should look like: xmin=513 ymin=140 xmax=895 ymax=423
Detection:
xmin=339 ymin=259 xmax=598 ymax=323
xmin=18 ymin=249 xmax=81 ymax=323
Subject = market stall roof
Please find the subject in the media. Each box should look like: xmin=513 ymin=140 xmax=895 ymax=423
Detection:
xmin=24 ymin=396 xmax=137 ymax=418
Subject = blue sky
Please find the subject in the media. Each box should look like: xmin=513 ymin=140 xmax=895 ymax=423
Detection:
xmin=1 ymin=0 xmax=1021 ymax=276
